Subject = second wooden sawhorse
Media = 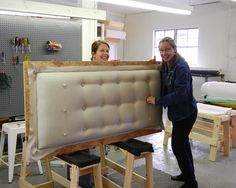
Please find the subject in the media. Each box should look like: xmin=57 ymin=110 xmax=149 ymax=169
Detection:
xmin=163 ymin=103 xmax=234 ymax=161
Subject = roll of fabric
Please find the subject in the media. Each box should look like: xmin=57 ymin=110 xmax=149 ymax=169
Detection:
xmin=201 ymin=81 xmax=236 ymax=108
xmin=197 ymin=102 xmax=232 ymax=115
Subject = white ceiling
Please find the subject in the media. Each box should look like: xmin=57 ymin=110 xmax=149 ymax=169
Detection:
xmin=28 ymin=0 xmax=235 ymax=15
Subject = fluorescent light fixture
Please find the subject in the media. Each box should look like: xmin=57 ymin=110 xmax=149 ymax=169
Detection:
xmin=96 ymin=0 xmax=193 ymax=15
xmin=0 ymin=10 xmax=70 ymax=19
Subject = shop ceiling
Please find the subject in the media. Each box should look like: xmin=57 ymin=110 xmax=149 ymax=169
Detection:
xmin=28 ymin=0 xmax=235 ymax=15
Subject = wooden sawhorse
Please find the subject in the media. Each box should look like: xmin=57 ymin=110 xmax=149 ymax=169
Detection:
xmin=163 ymin=106 xmax=232 ymax=161
xmin=100 ymin=139 xmax=154 ymax=188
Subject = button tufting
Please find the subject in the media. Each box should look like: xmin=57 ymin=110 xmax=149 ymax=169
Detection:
xmin=62 ymin=83 xmax=67 ymax=88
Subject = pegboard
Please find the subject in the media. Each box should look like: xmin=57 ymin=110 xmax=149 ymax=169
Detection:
xmin=0 ymin=15 xmax=82 ymax=118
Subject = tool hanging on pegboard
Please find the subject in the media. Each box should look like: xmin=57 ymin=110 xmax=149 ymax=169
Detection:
xmin=11 ymin=36 xmax=31 ymax=65
xmin=0 ymin=72 xmax=12 ymax=104
xmin=11 ymin=37 xmax=18 ymax=65
xmin=21 ymin=37 xmax=31 ymax=54
xmin=26 ymin=38 xmax=31 ymax=53
xmin=1 ymin=52 xmax=6 ymax=64
xmin=0 ymin=72 xmax=12 ymax=90
xmin=12 ymin=36 xmax=20 ymax=54
xmin=23 ymin=37 xmax=31 ymax=62
xmin=46 ymin=41 xmax=62 ymax=51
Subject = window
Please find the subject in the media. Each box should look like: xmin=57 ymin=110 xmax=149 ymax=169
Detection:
xmin=154 ymin=28 xmax=199 ymax=66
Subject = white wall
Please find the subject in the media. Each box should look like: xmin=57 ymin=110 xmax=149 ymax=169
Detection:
xmin=123 ymin=2 xmax=236 ymax=81
xmin=228 ymin=8 xmax=236 ymax=81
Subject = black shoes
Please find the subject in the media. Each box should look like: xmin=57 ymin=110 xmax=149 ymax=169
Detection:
xmin=171 ymin=174 xmax=198 ymax=188
xmin=179 ymin=181 xmax=198 ymax=188
xmin=171 ymin=174 xmax=184 ymax=182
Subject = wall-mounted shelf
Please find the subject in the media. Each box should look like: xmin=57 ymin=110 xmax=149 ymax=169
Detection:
xmin=98 ymin=20 xmax=126 ymax=43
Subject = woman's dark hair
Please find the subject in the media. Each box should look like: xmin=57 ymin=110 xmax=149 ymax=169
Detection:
xmin=91 ymin=40 xmax=110 ymax=61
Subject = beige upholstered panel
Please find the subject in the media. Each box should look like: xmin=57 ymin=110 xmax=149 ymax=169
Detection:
xmin=25 ymin=62 xmax=162 ymax=160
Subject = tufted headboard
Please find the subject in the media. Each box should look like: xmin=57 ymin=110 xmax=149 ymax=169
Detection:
xmin=24 ymin=61 xmax=162 ymax=160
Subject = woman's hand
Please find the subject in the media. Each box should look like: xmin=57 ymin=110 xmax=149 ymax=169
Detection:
xmin=146 ymin=96 xmax=156 ymax=105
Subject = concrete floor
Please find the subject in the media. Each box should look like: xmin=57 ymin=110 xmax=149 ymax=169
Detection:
xmin=0 ymin=131 xmax=236 ymax=188
xmin=140 ymin=132 xmax=236 ymax=188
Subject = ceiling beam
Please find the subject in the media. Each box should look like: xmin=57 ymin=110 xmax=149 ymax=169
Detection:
xmin=0 ymin=0 xmax=106 ymax=20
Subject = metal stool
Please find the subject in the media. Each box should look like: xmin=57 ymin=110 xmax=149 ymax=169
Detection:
xmin=103 ymin=139 xmax=154 ymax=188
xmin=0 ymin=121 xmax=43 ymax=183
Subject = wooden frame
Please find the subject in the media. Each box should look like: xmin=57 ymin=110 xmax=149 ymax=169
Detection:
xmin=20 ymin=61 xmax=162 ymax=188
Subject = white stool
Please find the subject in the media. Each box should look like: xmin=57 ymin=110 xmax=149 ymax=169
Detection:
xmin=0 ymin=121 xmax=43 ymax=183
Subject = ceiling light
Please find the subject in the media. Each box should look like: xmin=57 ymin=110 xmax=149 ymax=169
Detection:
xmin=96 ymin=0 xmax=193 ymax=15
xmin=0 ymin=10 xmax=70 ymax=19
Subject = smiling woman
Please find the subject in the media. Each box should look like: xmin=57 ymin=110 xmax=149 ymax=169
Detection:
xmin=91 ymin=40 xmax=110 ymax=62
xmin=91 ymin=40 xmax=120 ymax=65
xmin=146 ymin=37 xmax=198 ymax=188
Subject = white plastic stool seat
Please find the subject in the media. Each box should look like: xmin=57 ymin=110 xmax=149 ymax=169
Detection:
xmin=0 ymin=121 xmax=43 ymax=183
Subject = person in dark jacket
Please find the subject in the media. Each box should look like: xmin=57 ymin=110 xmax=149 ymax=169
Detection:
xmin=146 ymin=37 xmax=198 ymax=188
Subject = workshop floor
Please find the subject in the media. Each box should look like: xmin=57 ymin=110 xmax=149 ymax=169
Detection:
xmin=0 ymin=130 xmax=236 ymax=188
